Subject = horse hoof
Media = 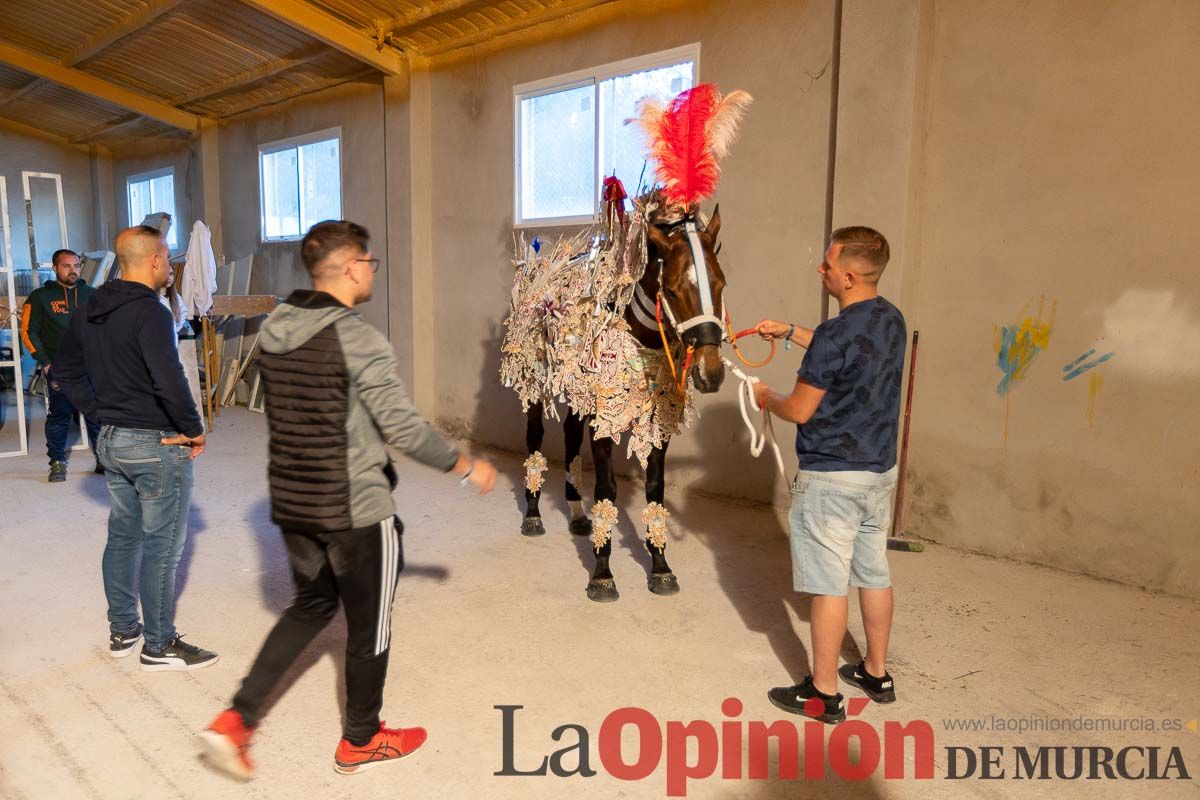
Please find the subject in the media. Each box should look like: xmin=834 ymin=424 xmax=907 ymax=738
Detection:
xmin=521 ymin=517 xmax=546 ymax=537
xmin=586 ymin=578 xmax=619 ymax=603
xmin=647 ymin=573 xmax=680 ymax=596
xmin=568 ymin=517 xmax=593 ymax=537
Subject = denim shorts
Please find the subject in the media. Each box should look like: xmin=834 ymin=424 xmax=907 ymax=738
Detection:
xmin=788 ymin=466 xmax=898 ymax=596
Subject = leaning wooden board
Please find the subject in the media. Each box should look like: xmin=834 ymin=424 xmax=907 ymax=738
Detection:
xmin=201 ymin=295 xmax=278 ymax=428
xmin=210 ymin=294 xmax=277 ymax=316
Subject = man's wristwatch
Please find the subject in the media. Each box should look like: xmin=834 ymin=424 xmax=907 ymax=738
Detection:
xmin=785 ymin=323 xmax=795 ymax=350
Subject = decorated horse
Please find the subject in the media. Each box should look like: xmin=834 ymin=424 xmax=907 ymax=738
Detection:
xmin=500 ymin=84 xmax=753 ymax=602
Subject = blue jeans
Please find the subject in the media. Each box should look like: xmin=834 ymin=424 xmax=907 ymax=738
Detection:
xmin=96 ymin=426 xmax=194 ymax=651
xmin=789 ymin=467 xmax=898 ymax=596
xmin=45 ymin=379 xmax=100 ymax=463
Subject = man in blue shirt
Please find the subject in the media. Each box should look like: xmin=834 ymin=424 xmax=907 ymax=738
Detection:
xmin=752 ymin=226 xmax=906 ymax=724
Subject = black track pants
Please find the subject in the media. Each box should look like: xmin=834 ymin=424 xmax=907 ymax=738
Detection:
xmin=232 ymin=517 xmax=404 ymax=744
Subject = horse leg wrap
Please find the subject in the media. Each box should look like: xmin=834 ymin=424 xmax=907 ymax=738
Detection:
xmin=523 ymin=451 xmax=548 ymax=494
xmin=591 ymin=499 xmax=618 ymax=552
xmin=566 ymin=456 xmax=583 ymax=491
xmin=641 ymin=502 xmax=670 ymax=551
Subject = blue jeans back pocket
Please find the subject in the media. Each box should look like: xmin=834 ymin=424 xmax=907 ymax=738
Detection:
xmin=112 ymin=454 xmax=165 ymax=499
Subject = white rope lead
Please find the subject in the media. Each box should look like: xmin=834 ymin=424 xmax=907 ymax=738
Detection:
xmin=721 ymin=356 xmax=787 ymax=480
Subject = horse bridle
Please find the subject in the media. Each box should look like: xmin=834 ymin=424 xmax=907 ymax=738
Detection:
xmin=628 ymin=216 xmax=725 ymax=350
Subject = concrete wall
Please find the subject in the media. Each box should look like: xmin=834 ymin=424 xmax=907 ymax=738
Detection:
xmin=111 ymin=139 xmax=199 ymax=256
xmin=831 ymin=0 xmax=922 ymax=317
xmin=216 ymin=82 xmax=391 ymax=334
xmin=425 ymin=0 xmax=835 ymax=505
xmin=0 ymin=130 xmax=98 ymax=270
xmin=899 ymin=0 xmax=1200 ymax=597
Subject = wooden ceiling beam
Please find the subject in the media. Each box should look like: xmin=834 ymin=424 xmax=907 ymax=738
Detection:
xmin=420 ymin=0 xmax=619 ymax=56
xmin=236 ymin=0 xmax=405 ymax=76
xmin=0 ymin=40 xmax=202 ymax=131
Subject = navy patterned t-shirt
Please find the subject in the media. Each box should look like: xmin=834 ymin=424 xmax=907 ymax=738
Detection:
xmin=795 ymin=296 xmax=906 ymax=472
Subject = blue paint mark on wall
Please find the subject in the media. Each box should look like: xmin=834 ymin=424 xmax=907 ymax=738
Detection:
xmin=1063 ymin=350 xmax=1115 ymax=381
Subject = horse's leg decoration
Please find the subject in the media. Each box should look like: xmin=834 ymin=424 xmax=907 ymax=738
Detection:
xmin=586 ymin=434 xmax=620 ymax=602
xmin=642 ymin=442 xmax=679 ymax=595
xmin=521 ymin=404 xmax=548 ymax=537
xmin=564 ymin=413 xmax=592 ymax=536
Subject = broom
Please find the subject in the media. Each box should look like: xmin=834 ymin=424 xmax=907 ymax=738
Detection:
xmin=887 ymin=330 xmax=924 ymax=552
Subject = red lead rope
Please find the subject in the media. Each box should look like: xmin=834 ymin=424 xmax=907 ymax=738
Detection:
xmin=724 ymin=312 xmax=776 ymax=369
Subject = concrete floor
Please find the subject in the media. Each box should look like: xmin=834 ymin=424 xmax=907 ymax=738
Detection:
xmin=1 ymin=407 xmax=1197 ymax=800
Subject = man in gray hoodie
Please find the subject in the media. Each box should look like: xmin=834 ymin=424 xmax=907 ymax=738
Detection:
xmin=199 ymin=220 xmax=496 ymax=780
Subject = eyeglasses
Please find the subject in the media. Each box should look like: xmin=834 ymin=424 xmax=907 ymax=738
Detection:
xmin=345 ymin=257 xmax=381 ymax=274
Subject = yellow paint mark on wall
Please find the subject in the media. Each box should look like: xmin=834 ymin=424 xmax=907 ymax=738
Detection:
xmin=995 ymin=296 xmax=1057 ymax=441
xmin=1086 ymin=372 xmax=1103 ymax=428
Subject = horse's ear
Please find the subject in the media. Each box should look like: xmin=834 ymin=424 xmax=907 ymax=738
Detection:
xmin=705 ymin=205 xmax=721 ymax=240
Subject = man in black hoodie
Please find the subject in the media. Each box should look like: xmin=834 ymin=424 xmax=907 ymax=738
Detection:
xmin=20 ymin=249 xmax=100 ymax=481
xmin=54 ymin=225 xmax=218 ymax=672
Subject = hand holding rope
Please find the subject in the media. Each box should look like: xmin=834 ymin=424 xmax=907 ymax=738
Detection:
xmin=721 ymin=355 xmax=787 ymax=480
xmin=723 ymin=303 xmax=776 ymax=369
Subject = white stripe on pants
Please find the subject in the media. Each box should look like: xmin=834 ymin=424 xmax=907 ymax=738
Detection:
xmin=374 ymin=519 xmax=400 ymax=656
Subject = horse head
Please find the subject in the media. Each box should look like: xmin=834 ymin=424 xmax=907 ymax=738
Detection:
xmin=645 ymin=205 xmax=726 ymax=394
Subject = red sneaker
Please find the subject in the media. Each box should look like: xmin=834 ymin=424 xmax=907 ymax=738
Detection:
xmin=334 ymin=722 xmax=428 ymax=775
xmin=198 ymin=709 xmax=256 ymax=781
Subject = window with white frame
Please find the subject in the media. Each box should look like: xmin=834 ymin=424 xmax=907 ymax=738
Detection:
xmin=514 ymin=44 xmax=698 ymax=226
xmin=127 ymin=168 xmax=178 ymax=248
xmin=259 ymin=129 xmax=342 ymax=241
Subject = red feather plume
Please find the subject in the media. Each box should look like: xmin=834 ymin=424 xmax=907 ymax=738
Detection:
xmin=650 ymin=84 xmax=720 ymax=208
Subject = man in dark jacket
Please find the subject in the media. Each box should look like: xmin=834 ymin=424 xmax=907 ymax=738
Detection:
xmin=54 ymin=225 xmax=218 ymax=672
xmin=20 ymin=248 xmax=100 ymax=480
xmin=198 ymin=220 xmax=497 ymax=781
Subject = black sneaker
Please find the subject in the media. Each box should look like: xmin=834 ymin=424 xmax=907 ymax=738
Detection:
xmin=109 ymin=624 xmax=143 ymax=658
xmin=48 ymin=461 xmax=67 ymax=482
xmin=768 ymin=675 xmax=846 ymax=724
xmin=140 ymin=635 xmax=220 ymax=672
xmin=838 ymin=660 xmax=896 ymax=703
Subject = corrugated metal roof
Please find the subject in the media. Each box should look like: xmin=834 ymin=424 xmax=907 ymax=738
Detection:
xmin=0 ymin=0 xmax=142 ymax=63
xmin=84 ymin=0 xmax=325 ymax=102
xmin=0 ymin=0 xmax=620 ymax=146
xmin=0 ymin=64 xmax=37 ymax=92
xmin=191 ymin=52 xmax=375 ymax=117
xmin=4 ymin=83 xmax=132 ymax=139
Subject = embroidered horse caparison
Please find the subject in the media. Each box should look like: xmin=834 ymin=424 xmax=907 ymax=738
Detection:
xmin=499 ymin=84 xmax=752 ymax=602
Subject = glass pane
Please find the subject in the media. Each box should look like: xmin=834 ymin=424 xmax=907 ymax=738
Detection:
xmin=519 ymin=83 xmax=596 ymax=220
xmin=149 ymin=174 xmax=178 ymax=248
xmin=28 ymin=176 xmax=65 ymax=267
xmin=298 ymin=137 xmax=341 ymax=231
xmin=1 ymin=256 xmax=26 ymax=456
xmin=598 ymin=61 xmax=695 ymax=195
xmin=0 ymin=362 xmax=28 ymax=455
xmin=261 ymin=148 xmax=300 ymax=240
xmin=128 ymin=179 xmax=151 ymax=231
